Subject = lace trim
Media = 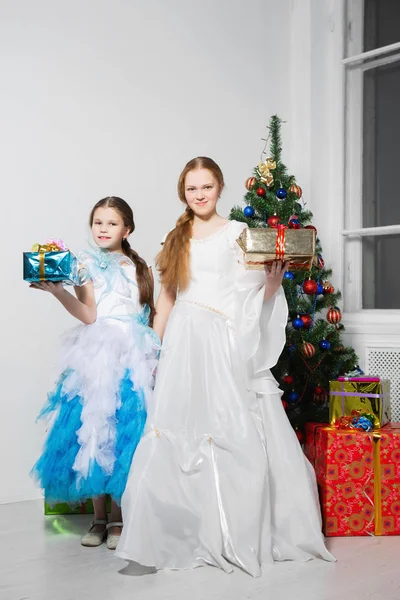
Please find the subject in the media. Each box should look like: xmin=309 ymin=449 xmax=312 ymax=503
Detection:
xmin=175 ymin=299 xmax=227 ymax=317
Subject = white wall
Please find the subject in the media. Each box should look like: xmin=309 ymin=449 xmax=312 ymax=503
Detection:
xmin=0 ymin=0 xmax=291 ymax=503
xmin=286 ymin=0 xmax=345 ymax=286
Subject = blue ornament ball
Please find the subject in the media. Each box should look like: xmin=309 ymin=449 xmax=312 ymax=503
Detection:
xmin=319 ymin=339 xmax=331 ymax=351
xmin=317 ymin=283 xmax=324 ymax=295
xmin=287 ymin=391 xmax=300 ymax=403
xmin=284 ymin=271 xmax=295 ymax=280
xmin=295 ymin=202 xmax=302 ymax=212
xmin=243 ymin=205 xmax=255 ymax=218
xmin=276 ymin=187 xmax=287 ymax=200
xmin=293 ymin=317 xmax=304 ymax=329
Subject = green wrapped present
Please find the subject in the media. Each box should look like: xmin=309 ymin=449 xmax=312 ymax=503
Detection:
xmin=44 ymin=496 xmax=112 ymax=515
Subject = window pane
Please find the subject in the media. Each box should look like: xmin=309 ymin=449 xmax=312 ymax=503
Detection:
xmin=362 ymin=59 xmax=400 ymax=228
xmin=364 ymin=0 xmax=400 ymax=52
xmin=362 ymin=234 xmax=400 ymax=309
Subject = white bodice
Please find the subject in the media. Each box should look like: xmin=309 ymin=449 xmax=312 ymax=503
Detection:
xmin=79 ymin=249 xmax=144 ymax=320
xmin=177 ymin=220 xmax=247 ymax=320
xmin=95 ymin=264 xmax=142 ymax=318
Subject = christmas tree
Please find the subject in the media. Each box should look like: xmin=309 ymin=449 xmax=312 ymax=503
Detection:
xmin=230 ymin=115 xmax=358 ymax=437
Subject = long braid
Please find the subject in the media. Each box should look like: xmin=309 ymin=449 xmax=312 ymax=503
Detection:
xmin=122 ymin=238 xmax=155 ymax=326
xmin=156 ymin=207 xmax=194 ymax=293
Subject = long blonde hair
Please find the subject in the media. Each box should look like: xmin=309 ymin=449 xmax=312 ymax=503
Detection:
xmin=156 ymin=157 xmax=225 ymax=292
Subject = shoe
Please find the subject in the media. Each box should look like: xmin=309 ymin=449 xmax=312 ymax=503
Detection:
xmin=81 ymin=519 xmax=108 ymax=547
xmin=106 ymin=521 xmax=123 ymax=550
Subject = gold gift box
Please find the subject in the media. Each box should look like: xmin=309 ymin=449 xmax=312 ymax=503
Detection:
xmin=236 ymin=228 xmax=316 ymax=270
xmin=329 ymin=380 xmax=391 ymax=429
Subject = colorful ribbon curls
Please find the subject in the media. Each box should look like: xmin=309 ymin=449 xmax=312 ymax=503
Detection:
xmin=31 ymin=238 xmax=68 ymax=253
xmin=31 ymin=239 xmax=68 ymax=280
xmin=334 ymin=409 xmax=376 ymax=432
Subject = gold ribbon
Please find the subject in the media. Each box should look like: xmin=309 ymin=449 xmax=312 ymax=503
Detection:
xmin=257 ymin=158 xmax=276 ymax=187
xmin=31 ymin=243 xmax=61 ymax=253
xmin=31 ymin=243 xmax=61 ymax=281
xmin=372 ymin=430 xmax=382 ymax=536
xmin=39 ymin=252 xmax=45 ymax=280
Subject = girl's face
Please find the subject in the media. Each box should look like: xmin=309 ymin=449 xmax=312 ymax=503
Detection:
xmin=91 ymin=206 xmax=130 ymax=251
xmin=184 ymin=169 xmax=220 ymax=218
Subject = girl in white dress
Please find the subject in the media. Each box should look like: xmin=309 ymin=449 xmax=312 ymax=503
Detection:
xmin=116 ymin=158 xmax=334 ymax=575
xmin=31 ymin=197 xmax=159 ymax=550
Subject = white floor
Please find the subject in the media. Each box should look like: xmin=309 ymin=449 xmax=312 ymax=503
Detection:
xmin=1 ymin=500 xmax=400 ymax=600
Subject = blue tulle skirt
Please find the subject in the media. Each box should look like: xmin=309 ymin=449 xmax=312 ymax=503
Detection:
xmin=31 ymin=370 xmax=146 ymax=505
xmin=31 ymin=315 xmax=159 ymax=506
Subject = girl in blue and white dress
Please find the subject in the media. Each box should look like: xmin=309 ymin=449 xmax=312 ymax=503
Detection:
xmin=30 ymin=196 xmax=159 ymax=550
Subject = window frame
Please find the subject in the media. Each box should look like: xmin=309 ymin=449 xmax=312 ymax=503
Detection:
xmin=342 ymin=0 xmax=400 ymax=316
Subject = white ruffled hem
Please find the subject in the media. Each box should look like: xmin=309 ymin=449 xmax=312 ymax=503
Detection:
xmin=55 ymin=318 xmax=158 ymax=479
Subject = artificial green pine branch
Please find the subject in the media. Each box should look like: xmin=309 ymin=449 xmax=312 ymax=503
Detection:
xmin=269 ymin=115 xmax=284 ymax=166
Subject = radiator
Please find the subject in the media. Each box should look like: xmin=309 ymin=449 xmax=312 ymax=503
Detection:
xmin=365 ymin=346 xmax=400 ymax=421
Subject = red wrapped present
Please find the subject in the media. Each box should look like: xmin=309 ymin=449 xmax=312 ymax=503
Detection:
xmin=304 ymin=422 xmax=323 ymax=466
xmin=304 ymin=422 xmax=400 ymax=536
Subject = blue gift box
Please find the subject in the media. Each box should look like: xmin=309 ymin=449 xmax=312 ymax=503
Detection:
xmin=23 ymin=250 xmax=78 ymax=285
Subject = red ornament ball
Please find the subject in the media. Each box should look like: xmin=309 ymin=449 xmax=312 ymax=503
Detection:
xmin=302 ymin=341 xmax=316 ymax=358
xmin=302 ymin=279 xmax=318 ymax=295
xmin=282 ymin=400 xmax=289 ymax=411
xmin=327 ymin=307 xmax=342 ymax=324
xmin=295 ymin=429 xmax=305 ymax=444
xmin=323 ymin=281 xmax=335 ymax=295
xmin=289 ymin=184 xmax=302 ymax=198
xmin=305 ymin=225 xmax=317 ymax=235
xmin=314 ymin=385 xmax=324 ymax=396
xmin=245 ymin=177 xmax=257 ymax=191
xmin=256 ymin=187 xmax=266 ymax=197
xmin=300 ymin=314 xmax=313 ymax=329
xmin=313 ymin=390 xmax=327 ymax=405
xmin=289 ymin=219 xmax=301 ymax=229
xmin=267 ymin=215 xmax=280 ymax=228
xmin=283 ymin=374 xmax=294 ymax=385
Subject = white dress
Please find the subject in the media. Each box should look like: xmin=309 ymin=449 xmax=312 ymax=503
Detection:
xmin=116 ymin=221 xmax=334 ymax=576
xmin=31 ymin=248 xmax=159 ymax=505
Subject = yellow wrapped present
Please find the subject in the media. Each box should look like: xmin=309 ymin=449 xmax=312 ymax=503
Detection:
xmin=329 ymin=379 xmax=391 ymax=429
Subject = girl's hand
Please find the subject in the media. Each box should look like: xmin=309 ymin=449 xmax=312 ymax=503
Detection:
xmin=29 ymin=281 xmax=64 ymax=296
xmin=264 ymin=261 xmax=288 ymax=300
